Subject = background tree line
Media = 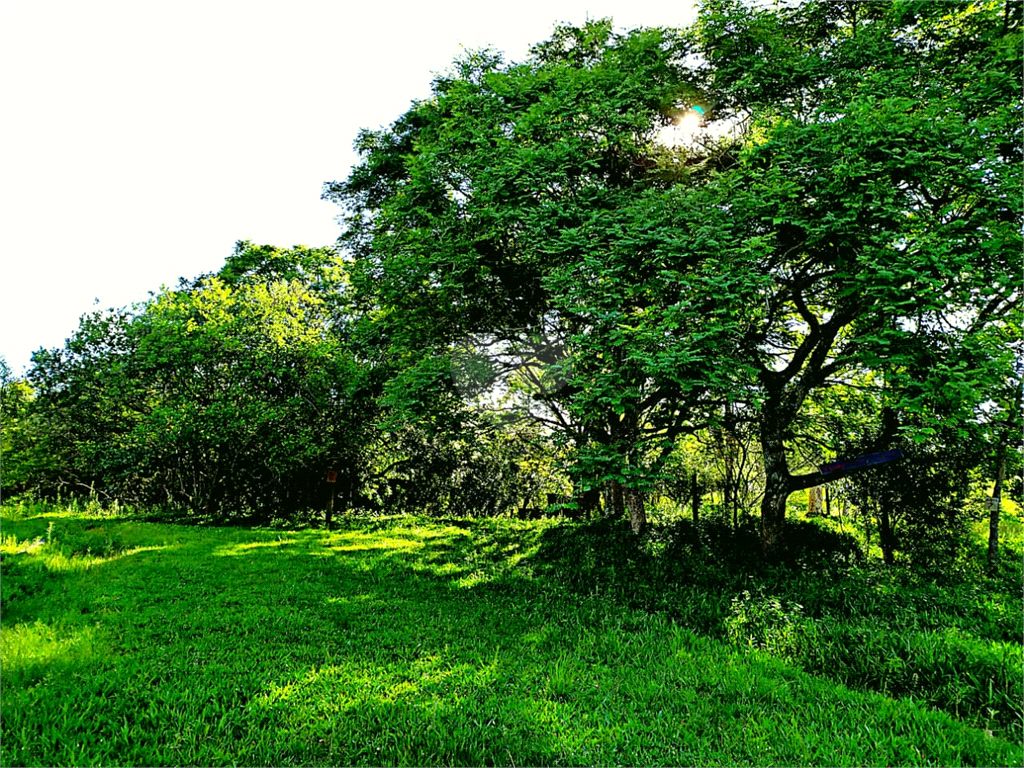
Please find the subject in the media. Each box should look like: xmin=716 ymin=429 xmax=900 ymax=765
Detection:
xmin=2 ymin=0 xmax=1020 ymax=567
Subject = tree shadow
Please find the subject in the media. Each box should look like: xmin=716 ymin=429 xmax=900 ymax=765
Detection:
xmin=1 ymin=516 xmax=572 ymax=765
xmin=2 ymin=511 xmax=1020 ymax=766
xmin=527 ymin=515 xmax=1023 ymax=738
xmin=530 ymin=516 xmax=864 ymax=628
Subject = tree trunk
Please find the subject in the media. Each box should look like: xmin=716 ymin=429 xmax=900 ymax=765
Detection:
xmin=724 ymin=451 xmax=734 ymax=526
xmin=862 ymin=503 xmax=872 ymax=555
xmin=824 ymin=485 xmax=831 ymax=517
xmin=988 ymin=380 xmax=1021 ymax=568
xmin=691 ymin=471 xmax=700 ymax=523
xmin=988 ymin=441 xmax=1006 ymax=568
xmin=576 ymin=486 xmax=600 ymax=519
xmin=760 ymin=482 xmax=788 ymax=558
xmin=603 ymin=480 xmax=625 ymax=519
xmin=759 ymin=414 xmax=792 ymax=557
xmin=723 ymin=477 xmax=731 ymax=522
xmin=325 ymin=486 xmax=335 ymax=530
xmin=878 ymin=501 xmax=895 ymax=566
xmin=807 ymin=486 xmax=823 ymax=517
xmin=624 ymin=486 xmax=646 ymax=535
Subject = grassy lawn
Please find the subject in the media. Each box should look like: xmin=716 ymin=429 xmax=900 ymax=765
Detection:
xmin=1 ymin=502 xmax=1021 ymax=767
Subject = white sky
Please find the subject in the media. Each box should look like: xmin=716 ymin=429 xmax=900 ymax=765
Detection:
xmin=0 ymin=0 xmax=697 ymax=374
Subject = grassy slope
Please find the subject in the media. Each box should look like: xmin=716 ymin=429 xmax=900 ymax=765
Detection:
xmin=1 ymin=505 xmax=1021 ymax=767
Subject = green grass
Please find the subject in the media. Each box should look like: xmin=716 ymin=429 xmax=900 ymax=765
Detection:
xmin=1 ymin=502 xmax=1021 ymax=767
xmin=538 ymin=510 xmax=1024 ymax=732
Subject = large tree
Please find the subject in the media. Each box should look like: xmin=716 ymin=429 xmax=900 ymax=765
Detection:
xmin=328 ymin=2 xmax=1020 ymax=550
xmin=326 ymin=21 xmax=723 ymax=532
xmin=685 ymin=0 xmax=1022 ymax=554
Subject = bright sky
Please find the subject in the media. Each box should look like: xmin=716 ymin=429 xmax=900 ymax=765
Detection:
xmin=0 ymin=0 xmax=697 ymax=374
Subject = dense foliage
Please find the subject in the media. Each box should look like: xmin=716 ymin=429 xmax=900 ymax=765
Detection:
xmin=5 ymin=245 xmax=361 ymax=519
xmin=3 ymin=1 xmax=1021 ymax=566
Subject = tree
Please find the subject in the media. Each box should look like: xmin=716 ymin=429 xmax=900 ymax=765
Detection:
xmin=0 ymin=357 xmax=49 ymax=496
xmin=682 ymin=0 xmax=1023 ymax=554
xmin=983 ymin=346 xmax=1023 ymax=568
xmin=328 ymin=3 xmax=1020 ymax=550
xmin=25 ymin=244 xmax=369 ymax=519
xmin=26 ymin=307 xmax=143 ymax=499
xmin=327 ymin=21 xmax=747 ymax=533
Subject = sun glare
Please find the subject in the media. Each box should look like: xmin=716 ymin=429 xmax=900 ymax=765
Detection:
xmin=656 ymin=109 xmax=703 ymax=147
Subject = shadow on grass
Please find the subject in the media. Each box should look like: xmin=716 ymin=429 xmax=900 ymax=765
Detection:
xmin=0 ymin=517 xmax=574 ymax=765
xmin=529 ymin=515 xmax=1023 ymax=738
xmin=530 ymin=516 xmax=861 ymax=626
xmin=1 ymin=511 xmax=1020 ymax=767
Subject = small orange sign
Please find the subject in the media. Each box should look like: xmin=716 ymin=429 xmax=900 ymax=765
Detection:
xmin=326 ymin=470 xmax=337 ymax=484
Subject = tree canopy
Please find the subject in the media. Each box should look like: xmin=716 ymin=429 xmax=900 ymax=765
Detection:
xmin=3 ymin=0 xmax=1020 ymax=564
xmin=324 ymin=0 xmax=1021 ymax=552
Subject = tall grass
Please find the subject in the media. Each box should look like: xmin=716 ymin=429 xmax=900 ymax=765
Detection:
xmin=534 ymin=513 xmax=1023 ymax=738
xmin=1 ymin=503 xmax=1021 ymax=766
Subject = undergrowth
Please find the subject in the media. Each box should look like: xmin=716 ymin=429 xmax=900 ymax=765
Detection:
xmin=534 ymin=514 xmax=1024 ymax=740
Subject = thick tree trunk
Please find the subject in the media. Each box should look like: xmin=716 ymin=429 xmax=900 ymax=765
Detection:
xmin=759 ymin=415 xmax=792 ymax=557
xmin=760 ymin=482 xmax=788 ymax=558
xmin=624 ymin=486 xmax=646 ymax=535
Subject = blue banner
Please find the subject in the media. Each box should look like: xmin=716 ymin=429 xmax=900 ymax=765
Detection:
xmin=820 ymin=449 xmax=903 ymax=476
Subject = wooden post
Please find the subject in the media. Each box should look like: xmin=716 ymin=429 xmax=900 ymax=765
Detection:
xmin=808 ymin=486 xmax=823 ymax=517
xmin=325 ymin=470 xmax=337 ymax=530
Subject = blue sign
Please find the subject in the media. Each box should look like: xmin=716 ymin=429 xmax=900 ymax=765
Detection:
xmin=820 ymin=449 xmax=903 ymax=476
